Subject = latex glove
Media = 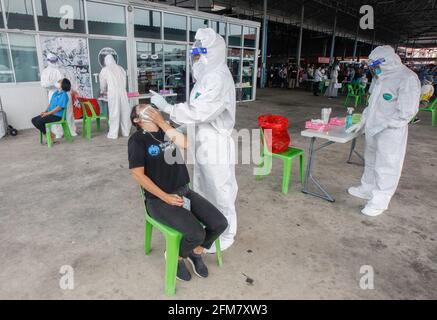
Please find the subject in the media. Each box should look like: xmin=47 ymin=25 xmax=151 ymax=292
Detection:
xmin=345 ymin=121 xmax=364 ymax=134
xmin=150 ymin=90 xmax=172 ymax=114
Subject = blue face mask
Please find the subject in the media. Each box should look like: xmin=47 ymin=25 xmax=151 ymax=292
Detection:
xmin=374 ymin=68 xmax=382 ymax=75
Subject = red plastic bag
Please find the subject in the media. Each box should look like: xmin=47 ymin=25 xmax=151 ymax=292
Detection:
xmin=258 ymin=114 xmax=290 ymax=153
xmin=74 ymin=97 xmax=101 ymax=119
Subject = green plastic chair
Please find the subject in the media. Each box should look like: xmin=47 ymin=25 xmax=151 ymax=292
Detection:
xmin=319 ymin=80 xmax=328 ymax=94
xmin=79 ymin=100 xmax=109 ymax=140
xmin=256 ymin=128 xmax=305 ymax=194
xmin=344 ymin=84 xmax=364 ymax=108
xmin=140 ymin=188 xmax=223 ymax=296
xmin=39 ymin=107 xmax=72 ymax=148
xmin=418 ymin=97 xmax=437 ymax=127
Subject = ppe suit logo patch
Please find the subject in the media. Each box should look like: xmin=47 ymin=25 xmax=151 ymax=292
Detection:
xmin=148 ymin=145 xmax=161 ymax=156
xmin=383 ymin=93 xmax=393 ymax=101
xmin=194 ymin=92 xmax=201 ymax=99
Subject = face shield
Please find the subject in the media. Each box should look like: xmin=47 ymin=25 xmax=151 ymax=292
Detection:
xmin=190 ymin=40 xmax=208 ymax=80
xmin=368 ymin=57 xmax=385 ymax=76
xmin=47 ymin=53 xmax=59 ymax=66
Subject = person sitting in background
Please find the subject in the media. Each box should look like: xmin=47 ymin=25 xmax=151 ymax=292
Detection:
xmin=128 ymin=104 xmax=228 ymax=282
xmin=31 ymin=78 xmax=70 ymax=142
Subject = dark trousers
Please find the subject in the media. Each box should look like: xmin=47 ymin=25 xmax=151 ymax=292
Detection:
xmin=31 ymin=115 xmax=61 ymax=134
xmin=313 ymin=81 xmax=320 ymax=95
xmin=146 ymin=186 xmax=228 ymax=258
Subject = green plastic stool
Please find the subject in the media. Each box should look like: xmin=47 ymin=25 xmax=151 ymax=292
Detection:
xmin=140 ymin=188 xmax=223 ymax=296
xmin=418 ymin=97 xmax=437 ymax=127
xmin=344 ymin=84 xmax=365 ymax=108
xmin=256 ymin=129 xmax=305 ymax=194
xmin=80 ymin=100 xmax=109 ymax=140
xmin=39 ymin=108 xmax=72 ymax=148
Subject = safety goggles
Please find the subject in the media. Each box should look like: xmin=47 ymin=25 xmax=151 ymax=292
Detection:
xmin=368 ymin=58 xmax=385 ymax=69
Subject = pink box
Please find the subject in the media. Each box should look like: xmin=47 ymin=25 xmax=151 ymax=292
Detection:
xmin=305 ymin=121 xmax=330 ymax=131
xmin=127 ymin=92 xmax=140 ymax=98
xmin=329 ymin=117 xmax=346 ymax=126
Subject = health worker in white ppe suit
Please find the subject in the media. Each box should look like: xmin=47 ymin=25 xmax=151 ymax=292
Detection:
xmin=151 ymin=28 xmax=237 ymax=252
xmin=99 ymin=55 xmax=131 ymax=139
xmin=347 ymin=45 xmax=421 ymax=217
xmin=40 ymin=53 xmax=77 ymax=137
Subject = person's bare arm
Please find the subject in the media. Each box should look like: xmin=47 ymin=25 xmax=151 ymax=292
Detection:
xmin=130 ymin=167 xmax=184 ymax=206
xmin=41 ymin=106 xmax=61 ymax=118
xmin=147 ymin=108 xmax=188 ymax=149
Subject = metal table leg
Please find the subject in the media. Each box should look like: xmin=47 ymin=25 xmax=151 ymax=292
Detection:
xmin=347 ymin=138 xmax=364 ymax=166
xmin=302 ymin=137 xmax=336 ymax=202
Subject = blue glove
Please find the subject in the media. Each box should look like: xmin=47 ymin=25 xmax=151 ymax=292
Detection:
xmin=150 ymin=90 xmax=172 ymax=113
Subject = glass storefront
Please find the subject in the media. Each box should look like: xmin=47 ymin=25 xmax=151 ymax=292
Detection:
xmin=0 ymin=0 xmax=259 ymax=101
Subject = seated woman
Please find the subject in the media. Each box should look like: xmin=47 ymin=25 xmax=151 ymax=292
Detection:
xmin=128 ymin=104 xmax=228 ymax=281
xmin=32 ymin=78 xmax=71 ymax=141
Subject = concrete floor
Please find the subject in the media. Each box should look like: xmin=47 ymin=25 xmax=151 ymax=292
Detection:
xmin=0 ymin=88 xmax=436 ymax=300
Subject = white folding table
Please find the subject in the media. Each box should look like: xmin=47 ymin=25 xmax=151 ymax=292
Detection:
xmin=301 ymin=126 xmax=364 ymax=202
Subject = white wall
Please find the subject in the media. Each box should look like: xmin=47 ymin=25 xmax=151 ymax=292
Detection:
xmin=0 ymin=83 xmax=48 ymax=130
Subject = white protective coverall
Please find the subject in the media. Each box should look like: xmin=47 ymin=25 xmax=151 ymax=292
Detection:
xmin=347 ymin=46 xmax=421 ymax=216
xmin=151 ymin=28 xmax=238 ymax=252
xmin=99 ymin=55 xmax=131 ymax=139
xmin=40 ymin=54 xmax=77 ymax=137
xmin=325 ymin=64 xmax=340 ymax=97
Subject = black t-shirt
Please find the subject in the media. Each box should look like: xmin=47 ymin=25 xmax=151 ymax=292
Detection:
xmin=128 ymin=129 xmax=190 ymax=199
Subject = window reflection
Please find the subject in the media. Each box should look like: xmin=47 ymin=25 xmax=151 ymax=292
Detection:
xmin=0 ymin=33 xmax=14 ymax=83
xmin=242 ymin=49 xmax=255 ymax=100
xmin=136 ymin=42 xmax=163 ymax=94
xmin=227 ymin=47 xmax=241 ymax=84
xmin=9 ymin=34 xmax=39 ymax=82
xmin=3 ymin=0 xmax=36 ymax=30
xmin=134 ymin=9 xmax=161 ymax=39
xmin=228 ymin=24 xmax=242 ymax=47
xmin=164 ymin=44 xmax=186 ymax=103
xmin=164 ymin=13 xmax=187 ymax=42
xmin=244 ymin=27 xmax=256 ymax=48
xmin=87 ymin=1 xmax=126 ymax=36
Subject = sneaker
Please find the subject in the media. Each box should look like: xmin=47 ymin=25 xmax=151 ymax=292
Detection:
xmin=164 ymin=252 xmax=191 ymax=281
xmin=361 ymin=205 xmax=385 ymax=217
xmin=412 ymin=118 xmax=421 ymax=124
xmin=176 ymin=260 xmax=192 ymax=281
xmin=187 ymin=251 xmax=209 ymax=278
xmin=348 ymin=186 xmax=372 ymax=200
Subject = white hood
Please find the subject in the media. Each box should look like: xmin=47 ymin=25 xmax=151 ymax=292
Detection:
xmin=192 ymin=28 xmax=226 ymax=79
xmin=369 ymin=45 xmax=402 ymax=75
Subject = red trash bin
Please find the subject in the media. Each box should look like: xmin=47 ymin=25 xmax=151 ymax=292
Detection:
xmin=258 ymin=114 xmax=290 ymax=154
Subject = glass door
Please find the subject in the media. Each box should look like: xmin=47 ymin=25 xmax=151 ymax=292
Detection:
xmin=242 ymin=49 xmax=255 ymax=100
xmin=136 ymin=42 xmax=163 ymax=95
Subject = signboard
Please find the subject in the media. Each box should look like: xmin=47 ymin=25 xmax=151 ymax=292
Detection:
xmin=318 ymin=57 xmax=330 ymax=64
